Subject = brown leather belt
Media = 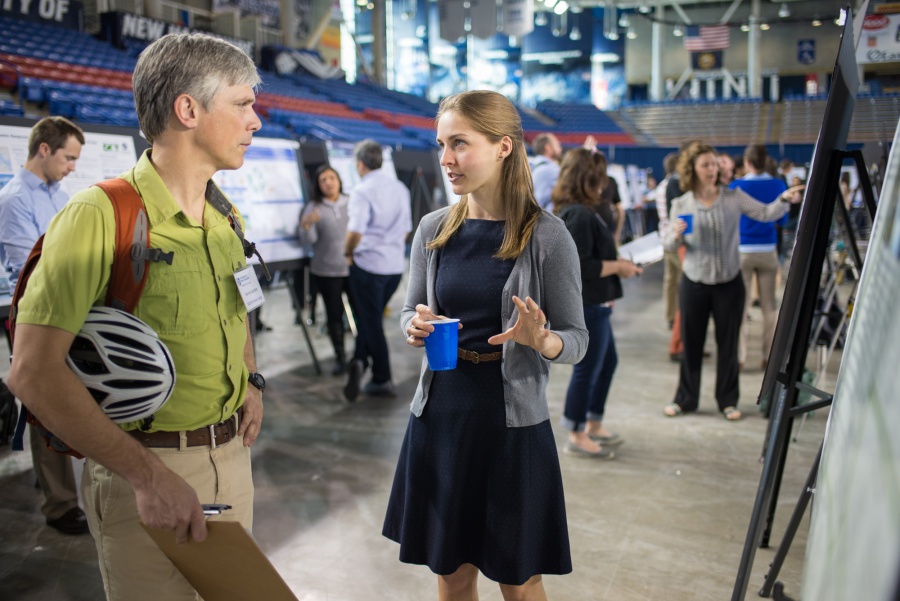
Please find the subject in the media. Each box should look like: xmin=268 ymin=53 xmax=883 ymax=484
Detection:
xmin=128 ymin=408 xmax=242 ymax=449
xmin=457 ymin=348 xmax=502 ymax=364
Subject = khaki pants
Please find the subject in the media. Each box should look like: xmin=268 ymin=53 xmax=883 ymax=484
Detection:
xmin=82 ymin=436 xmax=253 ymax=601
xmin=662 ymin=249 xmax=682 ymax=324
xmin=739 ymin=251 xmax=780 ymax=365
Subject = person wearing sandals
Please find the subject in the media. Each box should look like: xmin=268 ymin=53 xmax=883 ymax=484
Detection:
xmin=662 ymin=141 xmax=804 ymax=421
xmin=553 ymin=149 xmax=642 ymax=459
xmin=383 ymin=90 xmax=587 ymax=600
xmin=297 ymin=165 xmax=351 ymax=375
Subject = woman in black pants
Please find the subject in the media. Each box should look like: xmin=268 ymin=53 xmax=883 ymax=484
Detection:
xmin=662 ymin=141 xmax=803 ymax=420
xmin=298 ymin=165 xmax=351 ymax=375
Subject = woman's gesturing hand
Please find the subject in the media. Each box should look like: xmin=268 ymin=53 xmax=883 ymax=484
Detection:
xmin=781 ymin=184 xmax=806 ymax=204
xmin=487 ymin=296 xmax=552 ymax=353
xmin=406 ymin=304 xmax=462 ymax=347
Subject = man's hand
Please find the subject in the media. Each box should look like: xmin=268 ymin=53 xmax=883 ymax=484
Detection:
xmin=237 ymin=386 xmax=263 ymax=447
xmin=133 ymin=462 xmax=207 ymax=545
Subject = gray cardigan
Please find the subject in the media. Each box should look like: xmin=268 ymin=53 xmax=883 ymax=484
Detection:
xmin=401 ymin=207 xmax=588 ymax=427
xmin=297 ymin=194 xmax=350 ymax=277
xmin=663 ymin=187 xmax=790 ymax=285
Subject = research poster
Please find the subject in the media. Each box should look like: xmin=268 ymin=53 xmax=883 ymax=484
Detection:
xmin=212 ymin=137 xmax=306 ymax=265
xmin=325 ymin=140 xmax=397 ymax=193
xmin=0 ymin=123 xmax=139 ymax=194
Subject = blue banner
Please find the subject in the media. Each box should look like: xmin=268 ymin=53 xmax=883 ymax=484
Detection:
xmin=1 ymin=0 xmax=83 ymax=31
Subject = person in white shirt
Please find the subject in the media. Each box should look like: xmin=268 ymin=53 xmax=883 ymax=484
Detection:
xmin=529 ymin=133 xmax=562 ymax=212
xmin=343 ymin=139 xmax=412 ymax=401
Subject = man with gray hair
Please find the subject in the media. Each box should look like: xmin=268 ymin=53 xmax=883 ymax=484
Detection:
xmin=530 ymin=132 xmax=562 ymax=211
xmin=343 ymin=139 xmax=412 ymax=401
xmin=8 ymin=33 xmax=264 ymax=600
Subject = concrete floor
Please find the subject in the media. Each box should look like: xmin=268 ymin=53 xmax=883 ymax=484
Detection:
xmin=0 ymin=261 xmax=833 ymax=600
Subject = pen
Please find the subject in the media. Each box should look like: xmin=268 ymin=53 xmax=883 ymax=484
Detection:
xmin=202 ymin=503 xmax=232 ymax=516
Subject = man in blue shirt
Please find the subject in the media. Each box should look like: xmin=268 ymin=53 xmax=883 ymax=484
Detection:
xmin=530 ymin=133 xmax=562 ymax=212
xmin=343 ymin=139 xmax=412 ymax=401
xmin=0 ymin=116 xmax=86 ymax=534
xmin=729 ymin=144 xmax=788 ymax=372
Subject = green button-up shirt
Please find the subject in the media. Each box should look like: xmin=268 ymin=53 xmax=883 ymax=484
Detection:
xmin=16 ymin=150 xmax=249 ymax=432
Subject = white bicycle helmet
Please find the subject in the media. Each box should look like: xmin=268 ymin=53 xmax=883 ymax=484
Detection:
xmin=66 ymin=307 xmax=176 ymax=424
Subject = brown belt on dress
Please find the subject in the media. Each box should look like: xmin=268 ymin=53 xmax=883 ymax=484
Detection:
xmin=457 ymin=348 xmax=502 ymax=364
xmin=127 ymin=408 xmax=243 ymax=449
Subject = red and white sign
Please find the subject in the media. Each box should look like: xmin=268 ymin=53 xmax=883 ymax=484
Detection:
xmin=857 ymin=13 xmax=900 ymax=63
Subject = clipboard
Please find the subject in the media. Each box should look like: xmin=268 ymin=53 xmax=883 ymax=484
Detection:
xmin=141 ymin=521 xmax=298 ymax=601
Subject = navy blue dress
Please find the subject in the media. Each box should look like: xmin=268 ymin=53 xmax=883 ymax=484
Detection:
xmin=382 ymin=219 xmax=571 ymax=586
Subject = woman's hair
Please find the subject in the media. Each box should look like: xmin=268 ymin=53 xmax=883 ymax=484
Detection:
xmin=311 ymin=165 xmax=343 ymax=203
xmin=427 ymin=90 xmax=540 ymax=260
xmin=551 ymin=148 xmax=602 ymax=213
xmin=677 ymin=141 xmax=718 ymax=192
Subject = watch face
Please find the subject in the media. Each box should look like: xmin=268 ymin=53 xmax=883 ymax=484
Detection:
xmin=249 ymin=373 xmax=265 ymax=391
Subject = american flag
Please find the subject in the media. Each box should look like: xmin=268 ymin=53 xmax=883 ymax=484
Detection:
xmin=684 ymin=25 xmax=731 ymax=51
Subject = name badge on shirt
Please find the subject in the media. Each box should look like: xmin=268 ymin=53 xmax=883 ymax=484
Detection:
xmin=234 ymin=265 xmax=265 ymax=312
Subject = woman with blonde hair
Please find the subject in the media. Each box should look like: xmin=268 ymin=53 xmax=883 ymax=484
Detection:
xmin=382 ymin=90 xmax=588 ymax=600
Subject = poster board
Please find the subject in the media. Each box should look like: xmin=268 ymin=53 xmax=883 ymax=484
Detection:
xmin=801 ymin=117 xmax=900 ymax=601
xmin=0 ymin=117 xmax=144 ymax=194
xmin=211 ymin=137 xmax=307 ymax=265
xmin=325 ymin=140 xmax=397 ymax=193
xmin=608 ymin=163 xmax=632 ymax=209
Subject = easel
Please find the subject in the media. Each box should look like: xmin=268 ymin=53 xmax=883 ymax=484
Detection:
xmin=409 ymin=167 xmax=435 ymax=236
xmin=284 ymin=267 xmax=323 ymax=376
xmin=731 ymin=149 xmax=877 ymax=600
xmin=795 ymin=208 xmax=862 ymax=442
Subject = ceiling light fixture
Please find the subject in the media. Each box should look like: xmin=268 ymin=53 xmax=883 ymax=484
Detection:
xmin=778 ymin=3 xmax=790 ymax=18
xmin=618 ymin=13 xmax=630 ymax=28
xmin=638 ymin=3 xmax=651 ymax=14
xmin=569 ymin=24 xmax=581 ymax=41
xmin=554 ymin=1 xmax=568 ymax=15
xmin=740 ymin=23 xmax=750 ymax=32
xmin=535 ymin=11 xmax=548 ymax=26
xmin=760 ymin=22 xmax=770 ymax=31
xmin=626 ymin=25 xmax=637 ymax=39
xmin=812 ymin=19 xmax=822 ymax=27
xmin=673 ymin=24 xmax=684 ymax=37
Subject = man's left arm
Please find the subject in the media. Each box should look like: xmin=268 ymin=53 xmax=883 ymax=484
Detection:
xmin=237 ymin=321 xmax=263 ymax=447
xmin=344 ymin=231 xmax=362 ymax=264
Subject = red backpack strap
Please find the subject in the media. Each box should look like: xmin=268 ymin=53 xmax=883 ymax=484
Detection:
xmin=94 ymin=178 xmax=150 ymax=313
xmin=8 ymin=235 xmax=47 ymax=347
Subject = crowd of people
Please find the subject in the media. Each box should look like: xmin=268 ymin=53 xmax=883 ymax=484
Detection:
xmin=0 ymin=32 xmax=818 ymax=601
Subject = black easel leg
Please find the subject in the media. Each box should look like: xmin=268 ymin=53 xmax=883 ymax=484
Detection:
xmin=286 ymin=272 xmax=322 ymax=376
xmin=759 ymin=442 xmax=823 ymax=597
xmin=762 ymin=415 xmax=795 ymax=548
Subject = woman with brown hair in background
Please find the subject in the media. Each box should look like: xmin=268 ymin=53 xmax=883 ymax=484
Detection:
xmin=662 ymin=141 xmax=803 ymax=421
xmin=553 ymin=149 xmax=642 ymax=459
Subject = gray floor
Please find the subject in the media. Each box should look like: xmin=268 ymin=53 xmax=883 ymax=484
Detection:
xmin=0 ymin=261 xmax=833 ymax=600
